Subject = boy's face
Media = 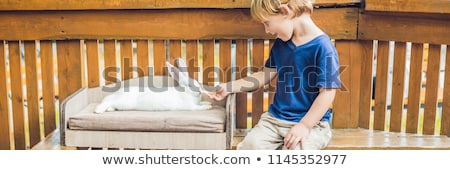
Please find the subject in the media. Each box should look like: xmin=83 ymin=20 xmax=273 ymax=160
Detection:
xmin=261 ymin=14 xmax=293 ymax=42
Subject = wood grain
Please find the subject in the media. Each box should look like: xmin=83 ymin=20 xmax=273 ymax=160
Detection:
xmin=251 ymin=39 xmax=264 ymax=127
xmin=201 ymin=40 xmax=215 ymax=87
xmin=40 ymin=40 xmax=56 ymax=136
xmin=103 ymin=40 xmax=118 ymax=84
xmin=0 ymin=41 xmax=11 ymax=150
xmin=373 ymin=41 xmax=389 ymax=131
xmin=9 ymin=41 xmax=26 ymax=149
xmin=389 ymin=42 xmax=406 ymax=132
xmin=405 ymin=43 xmax=423 ymax=133
xmin=235 ymin=39 xmax=248 ymax=129
xmin=359 ymin=12 xmax=450 ymax=44
xmin=0 ymin=8 xmax=357 ymax=41
xmin=422 ymin=44 xmax=441 ymax=135
xmin=24 ymin=41 xmax=41 ymax=147
xmin=86 ymin=40 xmax=100 ymax=87
xmin=365 ymin=0 xmax=450 ymax=14
xmin=56 ymin=40 xmax=82 ymax=103
xmin=136 ymin=40 xmax=149 ymax=77
xmin=334 ymin=41 xmax=352 ymax=128
xmin=442 ymin=46 xmax=450 ymax=136
xmin=357 ymin=40 xmax=374 ymax=129
xmin=0 ymin=0 xmax=362 ymax=10
xmin=120 ymin=40 xmax=133 ymax=81
xmin=185 ymin=40 xmax=199 ymax=81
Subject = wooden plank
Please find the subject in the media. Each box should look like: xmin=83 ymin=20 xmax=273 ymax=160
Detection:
xmin=349 ymin=41 xmax=363 ymax=129
xmin=358 ymin=40 xmax=374 ymax=129
xmin=136 ymin=40 xmax=149 ymax=77
xmin=334 ymin=41 xmax=352 ymax=128
xmin=185 ymin=40 xmax=199 ymax=80
xmin=0 ymin=41 xmax=11 ymax=150
xmin=219 ymin=39 xmax=232 ymax=83
xmin=359 ymin=12 xmax=450 ymax=45
xmin=103 ymin=40 xmax=117 ymax=84
xmin=389 ymin=42 xmax=407 ymax=132
xmin=235 ymin=39 xmax=248 ymax=129
xmin=0 ymin=0 xmax=361 ymax=10
xmin=0 ymin=8 xmax=358 ymax=41
xmin=169 ymin=40 xmax=182 ymax=65
xmin=405 ymin=43 xmax=423 ymax=133
xmin=365 ymin=0 xmax=450 ymax=14
xmin=40 ymin=40 xmax=56 ymax=136
xmin=56 ymin=40 xmax=82 ymax=103
xmin=86 ymin=40 xmax=100 ymax=87
xmin=120 ymin=40 xmax=133 ymax=81
xmin=24 ymin=41 xmax=41 ymax=147
xmin=201 ymin=40 xmax=215 ymax=87
xmin=152 ymin=40 xmax=166 ymax=76
xmin=422 ymin=44 xmax=441 ymax=135
xmin=8 ymin=41 xmax=26 ymax=150
xmin=373 ymin=41 xmax=390 ymax=131
xmin=252 ymin=39 xmax=264 ymax=127
xmin=442 ymin=46 xmax=450 ymax=136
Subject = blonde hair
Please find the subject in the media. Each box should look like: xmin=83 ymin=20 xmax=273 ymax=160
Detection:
xmin=251 ymin=0 xmax=315 ymax=22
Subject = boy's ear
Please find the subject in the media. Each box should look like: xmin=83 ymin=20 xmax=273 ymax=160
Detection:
xmin=279 ymin=4 xmax=292 ymax=17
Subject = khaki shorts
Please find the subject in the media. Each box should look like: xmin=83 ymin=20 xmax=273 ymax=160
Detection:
xmin=237 ymin=112 xmax=332 ymax=150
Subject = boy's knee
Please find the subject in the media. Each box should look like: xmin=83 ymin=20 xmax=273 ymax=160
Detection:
xmin=236 ymin=138 xmax=260 ymax=150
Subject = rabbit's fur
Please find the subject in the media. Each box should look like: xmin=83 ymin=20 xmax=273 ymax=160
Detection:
xmin=94 ymin=59 xmax=211 ymax=113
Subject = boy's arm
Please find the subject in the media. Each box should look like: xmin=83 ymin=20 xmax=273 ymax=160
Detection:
xmin=223 ymin=67 xmax=277 ymax=93
xmin=210 ymin=67 xmax=277 ymax=101
xmin=284 ymin=88 xmax=336 ymax=149
xmin=300 ymin=88 xmax=336 ymax=128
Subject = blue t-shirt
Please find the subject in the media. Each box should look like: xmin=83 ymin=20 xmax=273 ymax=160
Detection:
xmin=265 ymin=34 xmax=341 ymax=123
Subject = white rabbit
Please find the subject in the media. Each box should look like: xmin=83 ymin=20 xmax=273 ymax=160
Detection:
xmin=94 ymin=58 xmax=212 ymax=113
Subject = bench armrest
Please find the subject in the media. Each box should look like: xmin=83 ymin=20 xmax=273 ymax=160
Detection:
xmin=225 ymin=93 xmax=236 ymax=149
xmin=59 ymin=87 xmax=89 ymax=146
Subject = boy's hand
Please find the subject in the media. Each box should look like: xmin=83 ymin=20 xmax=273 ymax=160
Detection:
xmin=284 ymin=123 xmax=311 ymax=150
xmin=209 ymin=84 xmax=230 ymax=101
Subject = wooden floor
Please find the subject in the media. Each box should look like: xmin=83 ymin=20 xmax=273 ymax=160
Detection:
xmin=32 ymin=129 xmax=450 ymax=150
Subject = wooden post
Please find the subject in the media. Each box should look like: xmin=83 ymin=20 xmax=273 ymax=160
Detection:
xmin=56 ymin=40 xmax=83 ymax=104
xmin=0 ymin=41 xmax=11 ymax=150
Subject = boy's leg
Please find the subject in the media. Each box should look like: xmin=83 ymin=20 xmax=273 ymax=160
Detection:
xmin=236 ymin=112 xmax=284 ymax=150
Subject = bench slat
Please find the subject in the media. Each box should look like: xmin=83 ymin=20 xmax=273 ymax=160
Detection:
xmin=406 ymin=43 xmax=424 ymax=133
xmin=423 ymin=44 xmax=441 ymax=135
xmin=24 ymin=40 xmax=41 ymax=147
xmin=442 ymin=46 xmax=450 ymax=136
xmin=136 ymin=40 xmax=149 ymax=77
xmin=9 ymin=41 xmax=26 ymax=149
xmin=40 ymin=40 xmax=57 ymax=136
xmin=390 ymin=42 xmax=407 ymax=132
xmin=103 ymin=40 xmax=117 ymax=84
xmin=0 ymin=41 xmax=11 ymax=149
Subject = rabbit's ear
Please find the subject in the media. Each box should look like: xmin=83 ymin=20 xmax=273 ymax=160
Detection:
xmin=174 ymin=58 xmax=203 ymax=90
xmin=174 ymin=58 xmax=189 ymax=77
xmin=167 ymin=61 xmax=189 ymax=86
xmin=166 ymin=62 xmax=180 ymax=81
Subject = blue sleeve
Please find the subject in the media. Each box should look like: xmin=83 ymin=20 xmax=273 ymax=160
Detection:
xmin=316 ymin=49 xmax=341 ymax=89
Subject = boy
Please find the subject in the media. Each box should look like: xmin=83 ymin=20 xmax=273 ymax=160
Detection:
xmin=210 ymin=0 xmax=340 ymax=150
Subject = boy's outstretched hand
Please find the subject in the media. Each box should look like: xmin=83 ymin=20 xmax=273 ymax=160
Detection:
xmin=209 ymin=85 xmax=230 ymax=101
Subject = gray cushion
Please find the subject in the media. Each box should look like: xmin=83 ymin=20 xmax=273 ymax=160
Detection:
xmin=68 ymin=103 xmax=226 ymax=133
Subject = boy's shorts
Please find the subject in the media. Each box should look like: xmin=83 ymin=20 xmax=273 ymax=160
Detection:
xmin=237 ymin=112 xmax=332 ymax=150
